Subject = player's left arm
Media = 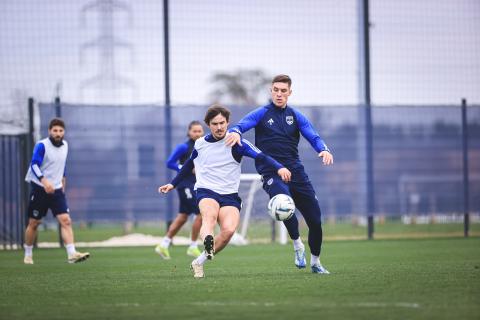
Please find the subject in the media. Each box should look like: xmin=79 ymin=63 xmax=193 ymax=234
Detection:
xmin=294 ymin=109 xmax=333 ymax=165
xmin=234 ymin=139 xmax=291 ymax=182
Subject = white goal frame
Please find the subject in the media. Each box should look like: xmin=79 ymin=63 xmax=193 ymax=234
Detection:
xmin=232 ymin=174 xmax=288 ymax=245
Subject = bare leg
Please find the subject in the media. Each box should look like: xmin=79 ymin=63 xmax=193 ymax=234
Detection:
xmin=166 ymin=213 xmax=189 ymax=239
xmin=198 ymin=199 xmax=220 ymax=240
xmin=25 ymin=218 xmax=42 ymax=246
xmin=214 ymin=206 xmax=240 ymax=254
xmin=56 ymin=213 xmax=74 ymax=245
xmin=56 ymin=213 xmax=90 ymax=262
xmin=191 ymin=214 xmax=202 ymax=242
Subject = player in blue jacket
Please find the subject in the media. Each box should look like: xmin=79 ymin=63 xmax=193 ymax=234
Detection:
xmin=225 ymin=74 xmax=333 ymax=274
xmin=155 ymin=121 xmax=204 ymax=259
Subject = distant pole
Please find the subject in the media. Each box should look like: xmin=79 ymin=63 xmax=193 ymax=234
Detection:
xmin=163 ymin=0 xmax=173 ymax=229
xmin=27 ymin=98 xmax=37 ymax=248
xmin=22 ymin=99 xmax=35 ymax=246
xmin=54 ymin=96 xmax=64 ymax=247
xmin=55 ymin=96 xmax=62 ymax=118
xmin=358 ymin=0 xmax=375 ymax=239
xmin=461 ymin=98 xmax=469 ymax=238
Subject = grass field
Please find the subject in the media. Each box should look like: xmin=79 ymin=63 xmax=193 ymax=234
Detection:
xmin=1 ymin=238 xmax=479 ymax=320
xmin=33 ymin=219 xmax=480 ymax=243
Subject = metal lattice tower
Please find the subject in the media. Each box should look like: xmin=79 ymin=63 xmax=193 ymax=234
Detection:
xmin=79 ymin=0 xmax=136 ymax=103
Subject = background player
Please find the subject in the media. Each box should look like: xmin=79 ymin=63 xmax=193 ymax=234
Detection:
xmin=225 ymin=74 xmax=333 ymax=274
xmin=158 ymin=105 xmax=291 ymax=278
xmin=23 ymin=118 xmax=90 ymax=264
xmin=155 ymin=121 xmax=204 ymax=259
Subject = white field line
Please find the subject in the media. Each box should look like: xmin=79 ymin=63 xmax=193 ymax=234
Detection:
xmin=191 ymin=301 xmax=420 ymax=309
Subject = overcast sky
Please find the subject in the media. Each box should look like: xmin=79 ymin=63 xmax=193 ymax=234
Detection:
xmin=0 ymin=0 xmax=479 ymax=116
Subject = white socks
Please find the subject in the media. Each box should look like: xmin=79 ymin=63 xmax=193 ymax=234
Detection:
xmin=25 ymin=244 xmax=77 ymax=257
xmin=161 ymin=237 xmax=172 ymax=248
xmin=65 ymin=243 xmax=76 ymax=256
xmin=24 ymin=245 xmax=33 ymax=257
xmin=194 ymin=252 xmax=208 ymax=265
xmin=189 ymin=240 xmax=198 ymax=248
xmin=292 ymin=239 xmax=322 ymax=266
xmin=292 ymin=238 xmax=304 ymax=251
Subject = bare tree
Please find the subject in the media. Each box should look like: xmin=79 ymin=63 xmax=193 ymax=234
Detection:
xmin=210 ymin=69 xmax=270 ymax=106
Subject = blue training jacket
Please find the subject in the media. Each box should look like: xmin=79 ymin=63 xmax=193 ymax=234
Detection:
xmin=229 ymin=102 xmax=330 ymax=174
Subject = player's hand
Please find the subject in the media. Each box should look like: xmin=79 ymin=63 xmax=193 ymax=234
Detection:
xmin=41 ymin=178 xmax=55 ymax=194
xmin=277 ymin=168 xmax=291 ymax=183
xmin=225 ymin=132 xmax=242 ymax=147
xmin=158 ymin=184 xmax=174 ymax=194
xmin=319 ymin=151 xmax=333 ymax=165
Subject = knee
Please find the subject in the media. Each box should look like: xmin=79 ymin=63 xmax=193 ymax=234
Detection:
xmin=222 ymin=226 xmax=236 ymax=239
xmin=202 ymin=214 xmax=216 ymax=226
xmin=28 ymin=219 xmax=42 ymax=230
xmin=58 ymin=215 xmax=72 ymax=227
xmin=305 ymin=217 xmax=322 ymax=230
xmin=177 ymin=214 xmax=188 ymax=223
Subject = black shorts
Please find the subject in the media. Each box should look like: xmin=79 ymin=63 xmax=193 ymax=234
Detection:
xmin=196 ymin=188 xmax=242 ymax=211
xmin=27 ymin=183 xmax=69 ymax=220
xmin=176 ymin=186 xmax=200 ymax=215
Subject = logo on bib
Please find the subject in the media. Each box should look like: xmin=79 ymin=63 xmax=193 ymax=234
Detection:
xmin=267 ymin=178 xmax=273 ymax=186
xmin=286 ymin=116 xmax=294 ymax=125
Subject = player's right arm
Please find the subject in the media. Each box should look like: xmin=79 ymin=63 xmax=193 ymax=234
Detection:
xmin=166 ymin=143 xmax=189 ymax=171
xmin=158 ymin=149 xmax=198 ymax=194
xmin=30 ymin=142 xmax=55 ymax=194
xmin=225 ymin=106 xmax=268 ymax=146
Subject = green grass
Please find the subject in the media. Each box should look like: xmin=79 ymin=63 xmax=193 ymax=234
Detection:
xmin=1 ymin=238 xmax=479 ymax=320
xmin=34 ymin=220 xmax=480 ymax=243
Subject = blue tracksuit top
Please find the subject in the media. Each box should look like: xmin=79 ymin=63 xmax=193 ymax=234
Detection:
xmin=230 ymin=102 xmax=330 ymax=174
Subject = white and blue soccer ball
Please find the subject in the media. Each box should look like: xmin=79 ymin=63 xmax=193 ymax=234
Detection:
xmin=267 ymin=194 xmax=295 ymax=221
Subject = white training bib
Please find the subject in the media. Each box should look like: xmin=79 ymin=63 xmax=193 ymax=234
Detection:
xmin=193 ymin=136 xmax=241 ymax=194
xmin=25 ymin=138 xmax=68 ymax=189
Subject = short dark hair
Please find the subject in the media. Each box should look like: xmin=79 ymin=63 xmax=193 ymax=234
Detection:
xmin=272 ymin=74 xmax=292 ymax=87
xmin=49 ymin=118 xmax=65 ymax=130
xmin=188 ymin=120 xmax=202 ymax=130
xmin=204 ymin=104 xmax=231 ymax=125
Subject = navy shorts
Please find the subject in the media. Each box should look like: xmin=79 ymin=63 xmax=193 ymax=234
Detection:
xmin=176 ymin=186 xmax=200 ymax=215
xmin=196 ymin=188 xmax=242 ymax=211
xmin=27 ymin=183 xmax=69 ymax=220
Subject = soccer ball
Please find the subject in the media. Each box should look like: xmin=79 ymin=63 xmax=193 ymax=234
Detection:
xmin=267 ymin=194 xmax=295 ymax=221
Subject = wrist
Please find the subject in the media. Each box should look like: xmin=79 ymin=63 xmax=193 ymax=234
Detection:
xmin=229 ymin=128 xmax=242 ymax=136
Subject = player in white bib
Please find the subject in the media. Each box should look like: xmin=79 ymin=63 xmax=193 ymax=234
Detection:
xmin=23 ymin=118 xmax=90 ymax=264
xmin=159 ymin=105 xmax=291 ymax=278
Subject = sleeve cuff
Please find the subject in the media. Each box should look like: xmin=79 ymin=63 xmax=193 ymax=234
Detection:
xmin=229 ymin=127 xmax=242 ymax=135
